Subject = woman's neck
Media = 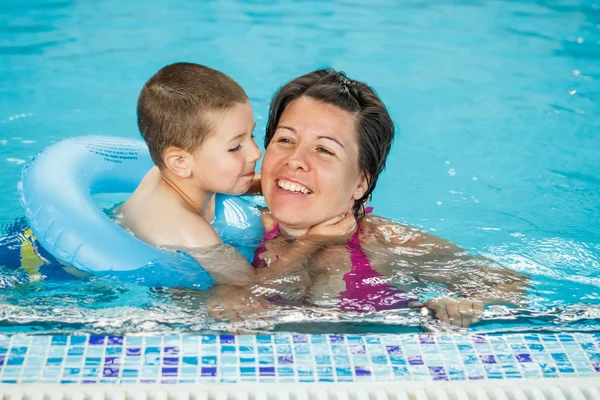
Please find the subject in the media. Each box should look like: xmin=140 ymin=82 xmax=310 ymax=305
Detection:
xmin=160 ymin=170 xmax=214 ymax=219
xmin=277 ymin=224 xmax=310 ymax=238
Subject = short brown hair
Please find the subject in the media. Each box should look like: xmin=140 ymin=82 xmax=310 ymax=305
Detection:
xmin=137 ymin=62 xmax=248 ymax=169
xmin=265 ymin=69 xmax=395 ymax=218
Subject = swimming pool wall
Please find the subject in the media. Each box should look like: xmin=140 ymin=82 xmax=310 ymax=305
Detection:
xmin=0 ymin=332 xmax=599 ymax=385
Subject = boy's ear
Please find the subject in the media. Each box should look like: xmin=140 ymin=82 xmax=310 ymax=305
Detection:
xmin=353 ymin=173 xmax=369 ymax=200
xmin=163 ymin=146 xmax=193 ymax=178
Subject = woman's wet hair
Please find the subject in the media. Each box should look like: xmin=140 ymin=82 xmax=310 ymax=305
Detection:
xmin=265 ymin=69 xmax=395 ymax=217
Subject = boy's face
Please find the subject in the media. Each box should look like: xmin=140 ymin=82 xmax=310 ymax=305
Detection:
xmin=190 ymin=102 xmax=261 ymax=195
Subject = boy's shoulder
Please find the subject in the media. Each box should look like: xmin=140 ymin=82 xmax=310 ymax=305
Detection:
xmin=122 ymin=169 xmax=221 ymax=249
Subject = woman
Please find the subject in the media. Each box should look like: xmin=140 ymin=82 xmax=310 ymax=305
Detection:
xmin=210 ymin=69 xmax=526 ymax=328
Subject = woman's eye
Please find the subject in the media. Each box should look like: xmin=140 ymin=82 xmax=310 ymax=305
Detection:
xmin=277 ymin=137 xmax=293 ymax=144
xmin=228 ymin=144 xmax=242 ymax=152
xmin=317 ymin=147 xmax=334 ymax=156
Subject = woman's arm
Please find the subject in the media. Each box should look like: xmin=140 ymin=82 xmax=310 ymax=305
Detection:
xmin=366 ymin=216 xmax=528 ymax=303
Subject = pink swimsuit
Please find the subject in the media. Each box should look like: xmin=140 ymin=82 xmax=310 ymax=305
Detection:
xmin=252 ymin=209 xmax=415 ymax=312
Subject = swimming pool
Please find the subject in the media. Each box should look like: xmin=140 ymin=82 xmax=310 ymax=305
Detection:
xmin=1 ymin=0 xmax=599 ymax=389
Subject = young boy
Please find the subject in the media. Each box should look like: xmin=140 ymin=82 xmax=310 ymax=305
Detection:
xmin=122 ymin=62 xmax=354 ymax=293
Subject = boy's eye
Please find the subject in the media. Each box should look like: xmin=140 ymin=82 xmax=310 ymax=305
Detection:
xmin=228 ymin=144 xmax=242 ymax=152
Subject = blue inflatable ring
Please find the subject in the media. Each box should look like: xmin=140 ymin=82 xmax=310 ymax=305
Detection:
xmin=18 ymin=135 xmax=264 ymax=289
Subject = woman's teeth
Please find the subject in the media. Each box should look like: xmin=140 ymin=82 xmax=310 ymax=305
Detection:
xmin=277 ymin=179 xmax=312 ymax=194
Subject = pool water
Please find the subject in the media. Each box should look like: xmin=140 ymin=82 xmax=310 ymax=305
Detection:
xmin=0 ymin=0 xmax=599 ymax=335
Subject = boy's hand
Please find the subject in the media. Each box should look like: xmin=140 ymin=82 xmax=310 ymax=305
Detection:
xmin=307 ymin=211 xmax=357 ymax=245
xmin=422 ymin=298 xmax=484 ymax=328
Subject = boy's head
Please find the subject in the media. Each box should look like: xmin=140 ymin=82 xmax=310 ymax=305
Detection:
xmin=137 ymin=62 xmax=261 ymax=194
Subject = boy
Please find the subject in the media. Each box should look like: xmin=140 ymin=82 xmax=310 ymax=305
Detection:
xmin=122 ymin=62 xmax=354 ymax=292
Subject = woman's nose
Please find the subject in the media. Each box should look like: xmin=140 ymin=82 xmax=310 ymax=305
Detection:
xmin=285 ymin=148 xmax=310 ymax=171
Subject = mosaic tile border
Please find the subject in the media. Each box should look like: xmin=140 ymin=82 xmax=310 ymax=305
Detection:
xmin=0 ymin=333 xmax=599 ymax=384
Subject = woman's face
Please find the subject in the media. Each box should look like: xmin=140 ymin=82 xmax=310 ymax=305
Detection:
xmin=261 ymin=96 xmax=368 ymax=236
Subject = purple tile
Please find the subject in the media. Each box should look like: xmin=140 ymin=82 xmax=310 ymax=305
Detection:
xmin=89 ymin=336 xmax=105 ymax=345
xmin=103 ymin=357 xmax=120 ymax=366
xmin=386 ymin=346 xmax=402 ymax=354
xmin=329 ymin=335 xmax=344 ymax=343
xmin=140 ymin=379 xmax=156 ymax=384
xmin=480 ymin=355 xmax=496 ymax=364
xmin=0 ymin=356 xmax=4 ymax=366
xmin=220 ymin=335 xmax=235 ymax=344
xmin=429 ymin=366 xmax=446 ymax=375
xmin=293 ymin=335 xmax=308 ymax=343
xmin=350 ymin=345 xmax=366 ymax=354
xmin=516 ymin=354 xmax=532 ymax=363
xmin=468 ymin=375 xmax=484 ymax=380
xmin=163 ymin=346 xmax=179 ymax=356
xmin=433 ymin=375 xmax=449 ymax=381
xmin=102 ymin=367 xmax=119 ymax=378
xmin=161 ymin=379 xmax=177 ymax=384
xmin=201 ymin=367 xmax=217 ymax=377
xmin=354 ymin=366 xmax=371 ymax=376
xmin=472 ymin=335 xmax=488 ymax=344
xmin=259 ymin=367 xmax=275 ymax=376
xmin=107 ymin=336 xmax=123 ymax=345
xmin=161 ymin=367 xmax=178 ymax=377
xmin=163 ymin=357 xmax=179 ymax=365
xmin=278 ymin=355 xmax=294 ymax=364
xmin=126 ymin=348 xmax=141 ymax=356
xmin=82 ymin=380 xmax=97 ymax=384
xmin=593 ymin=363 xmax=600 ymax=372
xmin=408 ymin=356 xmax=423 ymax=365
xmin=419 ymin=335 xmax=435 ymax=344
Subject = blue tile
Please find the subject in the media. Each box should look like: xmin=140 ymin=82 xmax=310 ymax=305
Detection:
xmin=516 ymin=354 xmax=532 ymax=363
xmin=480 ymin=355 xmax=497 ymax=364
xmin=103 ymin=367 xmax=119 ymax=378
xmin=46 ymin=358 xmax=63 ymax=366
xmin=89 ymin=336 xmax=105 ymax=345
xmin=8 ymin=357 xmax=24 ymax=366
xmin=202 ymin=356 xmax=217 ymax=365
xmin=315 ymin=355 xmax=330 ymax=365
xmin=163 ymin=346 xmax=179 ymax=355
xmin=259 ymin=367 xmax=275 ymax=376
xmin=107 ymin=336 xmax=124 ymax=345
xmin=51 ymin=336 xmax=68 ymax=346
xmin=10 ymin=347 xmax=27 ymax=355
xmin=68 ymin=347 xmax=84 ymax=356
xmin=278 ymin=355 xmax=294 ymax=364
xmin=221 ymin=345 xmax=236 ymax=354
xmin=182 ymin=356 xmax=198 ymax=365
xmin=293 ymin=335 xmax=308 ymax=343
xmin=355 ymin=366 xmax=371 ymax=376
xmin=256 ymin=336 xmax=271 ymax=344
xmin=163 ymin=357 xmax=178 ymax=365
xmin=126 ymin=348 xmax=141 ymax=356
xmin=408 ymin=355 xmax=423 ymax=365
xmin=219 ymin=335 xmax=235 ymax=344
xmin=161 ymin=367 xmax=177 ymax=377
xmin=240 ymin=366 xmax=256 ymax=376
xmin=201 ymin=367 xmax=217 ymax=377
xmin=329 ymin=335 xmax=344 ymax=343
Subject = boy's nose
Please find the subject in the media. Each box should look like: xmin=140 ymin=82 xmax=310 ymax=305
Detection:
xmin=249 ymin=141 xmax=261 ymax=162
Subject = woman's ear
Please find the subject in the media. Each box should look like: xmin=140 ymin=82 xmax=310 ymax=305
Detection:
xmin=163 ymin=146 xmax=193 ymax=178
xmin=353 ymin=173 xmax=369 ymax=200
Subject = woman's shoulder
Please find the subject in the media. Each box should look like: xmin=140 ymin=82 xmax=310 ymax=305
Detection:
xmin=360 ymin=214 xmax=426 ymax=245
